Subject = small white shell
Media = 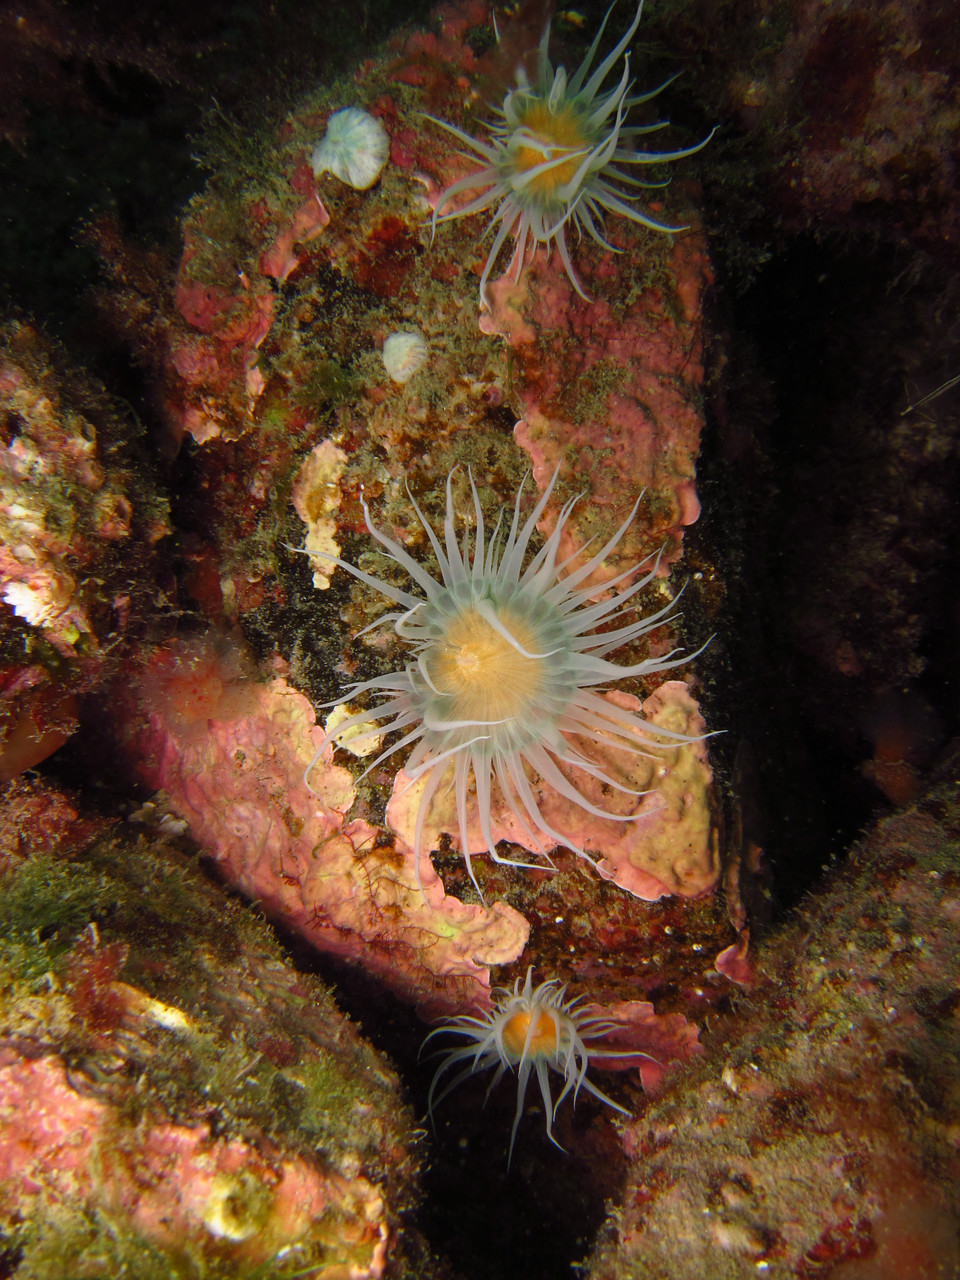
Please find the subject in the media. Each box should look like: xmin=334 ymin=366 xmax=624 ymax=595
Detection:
xmin=311 ymin=108 xmax=389 ymax=190
xmin=382 ymin=331 xmax=428 ymax=384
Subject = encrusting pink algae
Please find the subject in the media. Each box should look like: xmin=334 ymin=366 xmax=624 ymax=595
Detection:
xmin=124 ymin=634 xmax=531 ymax=1015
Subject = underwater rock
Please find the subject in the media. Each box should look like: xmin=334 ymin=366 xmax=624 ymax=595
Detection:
xmin=108 ymin=625 xmax=736 ymax=1034
xmin=656 ymin=0 xmax=960 ymax=250
xmin=758 ymin=0 xmax=960 ymax=246
xmin=158 ymin=0 xmax=713 ymax=584
xmin=125 ymin=0 xmax=723 ymax=1033
xmin=0 ymin=321 xmax=169 ymax=783
xmin=117 ymin=633 xmax=529 ymax=1015
xmin=588 ymin=740 xmax=960 ymax=1280
xmin=0 ymin=774 xmax=418 ymax=1278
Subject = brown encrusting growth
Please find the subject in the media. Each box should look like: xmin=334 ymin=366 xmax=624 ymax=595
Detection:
xmin=588 ymin=741 xmax=960 ymax=1279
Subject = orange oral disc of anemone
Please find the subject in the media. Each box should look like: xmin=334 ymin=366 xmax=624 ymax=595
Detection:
xmin=427 ymin=606 xmax=545 ymax=722
xmin=513 ymin=102 xmax=590 ymax=194
xmin=502 ymin=1008 xmax=561 ymax=1058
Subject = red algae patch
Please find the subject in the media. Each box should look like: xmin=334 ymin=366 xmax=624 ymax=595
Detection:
xmin=485 ymin=229 xmax=712 ymax=577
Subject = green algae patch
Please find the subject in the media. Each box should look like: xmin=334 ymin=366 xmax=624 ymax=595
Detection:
xmin=0 ymin=853 xmax=117 ymax=979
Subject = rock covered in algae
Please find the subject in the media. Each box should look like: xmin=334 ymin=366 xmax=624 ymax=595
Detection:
xmin=728 ymin=0 xmax=960 ymax=248
xmin=638 ymin=0 xmax=960 ymax=253
xmin=587 ymin=740 xmax=960 ymax=1280
xmin=0 ymin=320 xmax=169 ymax=784
xmin=0 ymin=774 xmax=419 ymax=1279
xmin=110 ymin=0 xmax=725 ymax=1027
xmin=107 ymin=623 xmax=735 ymax=1043
xmin=155 ymin=0 xmax=713 ymax=606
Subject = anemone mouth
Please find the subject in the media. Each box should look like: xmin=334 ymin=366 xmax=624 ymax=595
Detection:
xmin=423 ymin=602 xmax=553 ymax=722
xmin=506 ymin=101 xmax=595 ymax=198
xmin=501 ymin=1006 xmax=563 ymax=1057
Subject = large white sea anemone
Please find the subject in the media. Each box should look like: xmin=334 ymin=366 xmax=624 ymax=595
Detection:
xmin=425 ymin=968 xmax=656 ymax=1164
xmin=428 ymin=1 xmax=715 ymax=302
xmin=304 ymin=469 xmax=705 ymax=897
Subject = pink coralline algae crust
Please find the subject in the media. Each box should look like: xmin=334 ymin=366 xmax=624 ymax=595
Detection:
xmin=0 ymin=1056 xmax=388 ymax=1277
xmin=387 ymin=0 xmax=484 ymax=92
xmin=483 ymin=228 xmax=712 ymax=576
xmin=122 ymin=635 xmax=529 ymax=1015
xmin=594 ymin=998 xmax=705 ymax=1095
xmin=714 ymin=932 xmax=753 ymax=986
xmin=387 ymin=681 xmax=717 ymax=903
xmin=259 ymin=188 xmax=331 ymax=282
xmin=587 ymin=742 xmax=960 ymax=1280
xmin=168 ymin=258 xmax=275 ymax=445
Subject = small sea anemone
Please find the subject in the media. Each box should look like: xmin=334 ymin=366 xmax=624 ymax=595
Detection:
xmin=428 ymin=2 xmax=714 ymax=302
xmin=312 ymin=107 xmax=389 ymax=190
xmin=424 ymin=968 xmax=655 ymax=1164
xmin=303 ymin=468 xmax=705 ymax=897
xmin=382 ymin=330 xmax=428 ymax=384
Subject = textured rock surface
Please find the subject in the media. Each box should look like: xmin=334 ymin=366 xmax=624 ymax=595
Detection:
xmin=104 ymin=0 xmax=722 ymax=1025
xmin=588 ymin=741 xmax=960 ymax=1280
xmin=0 ymin=775 xmax=419 ymax=1279
xmin=118 ymin=633 xmax=530 ymax=1015
xmin=0 ymin=321 xmax=169 ymax=783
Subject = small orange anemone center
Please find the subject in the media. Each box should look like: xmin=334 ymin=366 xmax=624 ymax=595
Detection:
xmin=427 ymin=606 xmax=545 ymax=723
xmin=512 ymin=101 xmax=591 ymax=195
xmin=502 ymin=1008 xmax=561 ymax=1057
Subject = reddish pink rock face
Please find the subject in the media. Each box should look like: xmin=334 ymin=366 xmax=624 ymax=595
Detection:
xmin=162 ymin=0 xmax=711 ymax=559
xmin=485 ymin=230 xmax=711 ymax=577
xmin=124 ymin=636 xmax=529 ymax=1016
